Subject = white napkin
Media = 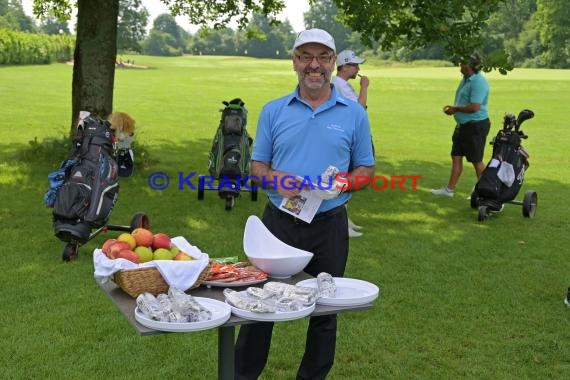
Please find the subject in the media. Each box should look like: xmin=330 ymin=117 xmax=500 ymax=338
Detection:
xmin=93 ymin=236 xmax=210 ymax=291
xmin=153 ymin=259 xmax=209 ymax=291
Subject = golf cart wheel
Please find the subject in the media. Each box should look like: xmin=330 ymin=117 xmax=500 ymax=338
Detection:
xmin=470 ymin=189 xmax=479 ymax=209
xmin=225 ymin=197 xmax=234 ymax=211
xmin=62 ymin=242 xmax=79 ymax=262
xmin=478 ymin=206 xmax=489 ymax=222
xmin=130 ymin=212 xmax=150 ymax=230
xmin=522 ymin=190 xmax=538 ymax=218
xmin=251 ymin=180 xmax=258 ymax=201
xmin=197 ymin=175 xmax=205 ymax=200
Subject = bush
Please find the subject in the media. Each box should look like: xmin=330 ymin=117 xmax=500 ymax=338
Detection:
xmin=0 ymin=29 xmax=75 ymax=65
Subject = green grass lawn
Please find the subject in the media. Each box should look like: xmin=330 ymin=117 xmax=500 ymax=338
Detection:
xmin=1 ymin=56 xmax=569 ymax=379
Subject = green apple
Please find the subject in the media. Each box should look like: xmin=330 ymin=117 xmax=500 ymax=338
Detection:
xmin=134 ymin=246 xmax=153 ymax=263
xmin=153 ymin=248 xmax=173 ymax=260
xmin=170 ymin=246 xmax=180 ymax=257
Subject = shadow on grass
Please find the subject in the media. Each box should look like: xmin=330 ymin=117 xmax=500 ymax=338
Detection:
xmin=2 ymin=136 xmax=567 ymax=265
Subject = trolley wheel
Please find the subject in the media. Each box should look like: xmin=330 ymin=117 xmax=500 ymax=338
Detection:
xmin=522 ymin=190 xmax=538 ymax=218
xmin=470 ymin=189 xmax=479 ymax=209
xmin=198 ymin=175 xmax=205 ymax=200
xmin=251 ymin=180 xmax=258 ymax=201
xmin=478 ymin=206 xmax=489 ymax=222
xmin=62 ymin=241 xmax=79 ymax=262
xmin=130 ymin=212 xmax=150 ymax=230
xmin=225 ymin=197 xmax=234 ymax=211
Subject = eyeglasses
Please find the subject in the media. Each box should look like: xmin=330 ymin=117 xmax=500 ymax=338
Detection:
xmin=296 ymin=54 xmax=334 ymax=64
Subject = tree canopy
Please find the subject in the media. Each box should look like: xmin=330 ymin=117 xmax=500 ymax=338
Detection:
xmin=27 ymin=0 xmax=569 ymax=130
xmin=117 ymin=0 xmax=149 ymax=53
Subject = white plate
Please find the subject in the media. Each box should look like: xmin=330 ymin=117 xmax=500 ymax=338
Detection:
xmin=295 ymin=278 xmax=379 ymax=306
xmin=134 ymin=297 xmax=231 ymax=332
xmin=226 ymin=291 xmax=316 ymax=322
xmin=202 ymin=277 xmax=268 ymax=288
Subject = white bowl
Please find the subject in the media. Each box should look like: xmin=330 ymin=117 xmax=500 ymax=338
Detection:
xmin=243 ymin=215 xmax=313 ymax=278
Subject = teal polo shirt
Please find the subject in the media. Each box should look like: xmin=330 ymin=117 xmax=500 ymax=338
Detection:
xmin=251 ymin=85 xmax=375 ymax=213
xmin=453 ymin=72 xmax=489 ymax=124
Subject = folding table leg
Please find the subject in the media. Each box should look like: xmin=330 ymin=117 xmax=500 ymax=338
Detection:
xmin=218 ymin=325 xmax=235 ymax=380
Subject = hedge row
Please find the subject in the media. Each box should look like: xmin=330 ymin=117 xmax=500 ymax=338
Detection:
xmin=0 ymin=29 xmax=75 ymax=65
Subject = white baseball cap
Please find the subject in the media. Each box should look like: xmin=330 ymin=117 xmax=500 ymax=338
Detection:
xmin=293 ymin=28 xmax=336 ymax=53
xmin=336 ymin=50 xmax=366 ymax=66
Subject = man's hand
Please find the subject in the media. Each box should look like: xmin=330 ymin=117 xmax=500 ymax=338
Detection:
xmin=270 ymin=170 xmax=302 ymax=199
xmin=443 ymin=105 xmax=455 ymax=115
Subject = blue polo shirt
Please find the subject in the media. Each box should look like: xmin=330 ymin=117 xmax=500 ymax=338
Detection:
xmin=252 ymin=85 xmax=375 ymax=212
xmin=453 ymin=72 xmax=489 ymax=124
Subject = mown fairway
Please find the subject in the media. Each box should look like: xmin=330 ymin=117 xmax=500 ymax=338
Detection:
xmin=1 ymin=56 xmax=569 ymax=379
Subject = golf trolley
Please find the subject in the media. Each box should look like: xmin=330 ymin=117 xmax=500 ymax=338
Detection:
xmin=470 ymin=109 xmax=537 ymax=222
xmin=45 ymin=112 xmax=149 ymax=261
xmin=59 ymin=212 xmax=150 ymax=262
xmin=197 ymin=98 xmax=258 ymax=210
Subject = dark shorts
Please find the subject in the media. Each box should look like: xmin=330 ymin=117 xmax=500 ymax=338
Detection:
xmin=451 ymin=118 xmax=491 ymax=162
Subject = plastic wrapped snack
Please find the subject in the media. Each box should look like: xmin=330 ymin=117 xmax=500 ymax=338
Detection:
xmin=320 ymin=165 xmax=339 ymax=184
xmin=157 ymin=293 xmax=187 ymax=323
xmin=168 ymin=287 xmax=212 ymax=322
xmin=224 ymin=289 xmax=276 ymax=313
xmin=317 ymin=272 xmax=336 ymax=298
xmin=263 ymin=282 xmax=318 ymax=305
xmin=246 ymin=286 xmax=275 ymax=300
xmin=275 ymin=297 xmax=303 ymax=312
xmin=136 ymin=293 xmax=169 ymax=322
xmin=156 ymin=293 xmax=173 ymax=313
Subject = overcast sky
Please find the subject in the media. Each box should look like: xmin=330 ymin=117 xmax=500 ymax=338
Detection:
xmin=21 ymin=0 xmax=309 ymax=33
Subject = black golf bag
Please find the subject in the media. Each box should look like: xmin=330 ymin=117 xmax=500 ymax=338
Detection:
xmin=471 ymin=109 xmax=536 ymax=219
xmin=45 ymin=113 xmax=119 ymax=244
xmin=208 ymin=98 xmax=253 ymax=194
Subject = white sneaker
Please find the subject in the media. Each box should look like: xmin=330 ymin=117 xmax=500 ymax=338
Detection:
xmin=467 ymin=186 xmax=476 ymax=200
xmin=348 ymin=228 xmax=363 ymax=238
xmin=347 ymin=218 xmax=363 ymax=230
xmin=431 ymin=187 xmax=454 ymax=197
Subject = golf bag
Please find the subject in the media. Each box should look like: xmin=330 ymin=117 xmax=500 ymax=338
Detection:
xmin=473 ymin=109 xmax=534 ymax=211
xmin=208 ymin=98 xmax=253 ymax=184
xmin=45 ymin=112 xmax=119 ymax=244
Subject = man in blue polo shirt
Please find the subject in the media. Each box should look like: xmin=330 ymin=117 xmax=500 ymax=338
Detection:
xmin=432 ymin=53 xmax=490 ymax=197
xmin=234 ymin=28 xmax=375 ymax=380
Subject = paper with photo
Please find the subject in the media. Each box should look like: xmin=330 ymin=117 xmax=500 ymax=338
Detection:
xmin=279 ymin=190 xmax=322 ymax=223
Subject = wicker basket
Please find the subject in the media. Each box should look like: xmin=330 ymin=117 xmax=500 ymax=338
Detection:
xmin=113 ymin=263 xmax=211 ymax=298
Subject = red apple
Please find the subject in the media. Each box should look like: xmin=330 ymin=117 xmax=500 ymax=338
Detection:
xmin=108 ymin=241 xmax=132 ymax=259
xmin=117 ymin=249 xmax=141 ymax=264
xmin=132 ymin=228 xmax=153 ymax=247
xmin=152 ymin=233 xmax=171 ymax=250
xmin=101 ymin=238 xmax=117 ymax=256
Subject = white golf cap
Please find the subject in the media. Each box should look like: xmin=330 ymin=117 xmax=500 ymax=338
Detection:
xmin=293 ymin=28 xmax=336 ymax=53
xmin=336 ymin=50 xmax=366 ymax=66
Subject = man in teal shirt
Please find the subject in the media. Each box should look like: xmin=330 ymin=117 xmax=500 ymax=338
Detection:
xmin=432 ymin=53 xmax=490 ymax=197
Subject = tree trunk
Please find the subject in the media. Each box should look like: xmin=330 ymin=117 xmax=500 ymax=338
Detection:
xmin=71 ymin=0 xmax=119 ymax=133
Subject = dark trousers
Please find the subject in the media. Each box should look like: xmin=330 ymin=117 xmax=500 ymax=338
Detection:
xmin=235 ymin=203 xmax=349 ymax=380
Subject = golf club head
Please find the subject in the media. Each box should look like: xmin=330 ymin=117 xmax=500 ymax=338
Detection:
xmin=503 ymin=113 xmax=516 ymax=130
xmin=516 ymin=109 xmax=534 ymax=129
